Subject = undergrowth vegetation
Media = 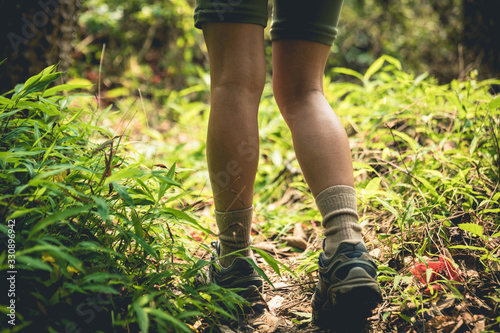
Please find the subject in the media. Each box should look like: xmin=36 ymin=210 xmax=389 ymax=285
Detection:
xmin=1 ymin=56 xmax=499 ymax=332
xmin=0 ymin=66 xmax=246 ymax=333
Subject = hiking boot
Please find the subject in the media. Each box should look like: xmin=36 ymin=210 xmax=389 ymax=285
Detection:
xmin=208 ymin=241 xmax=264 ymax=304
xmin=311 ymin=241 xmax=382 ymax=329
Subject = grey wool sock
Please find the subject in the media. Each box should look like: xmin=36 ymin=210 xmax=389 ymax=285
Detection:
xmin=315 ymin=185 xmax=364 ymax=257
xmin=215 ymin=206 xmax=254 ymax=267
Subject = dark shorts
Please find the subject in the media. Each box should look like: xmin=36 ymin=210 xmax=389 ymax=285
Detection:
xmin=193 ymin=0 xmax=344 ymax=46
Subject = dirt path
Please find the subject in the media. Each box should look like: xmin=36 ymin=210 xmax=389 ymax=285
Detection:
xmin=195 ymin=218 xmax=498 ymax=333
xmin=215 ymin=241 xmax=496 ymax=333
xmin=202 ymin=248 xmax=382 ymax=333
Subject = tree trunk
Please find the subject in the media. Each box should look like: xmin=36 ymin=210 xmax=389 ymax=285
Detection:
xmin=462 ymin=0 xmax=500 ymax=79
xmin=0 ymin=0 xmax=81 ymax=94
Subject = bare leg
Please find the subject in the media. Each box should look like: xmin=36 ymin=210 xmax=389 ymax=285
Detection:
xmin=203 ymin=23 xmax=265 ymax=266
xmin=203 ymin=23 xmax=265 ymax=212
xmin=273 ymin=40 xmax=381 ymax=326
xmin=273 ymin=40 xmax=362 ymax=258
xmin=272 ymin=40 xmax=354 ymax=197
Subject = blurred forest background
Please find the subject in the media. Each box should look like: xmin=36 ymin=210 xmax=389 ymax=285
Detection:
xmin=1 ymin=0 xmax=499 ymax=96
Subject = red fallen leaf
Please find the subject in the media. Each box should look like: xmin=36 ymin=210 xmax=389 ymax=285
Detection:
xmin=410 ymin=256 xmax=463 ymax=291
xmin=190 ymin=231 xmax=203 ymax=242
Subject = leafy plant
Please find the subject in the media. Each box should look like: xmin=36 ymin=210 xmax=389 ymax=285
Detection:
xmin=0 ymin=66 xmax=246 ymax=332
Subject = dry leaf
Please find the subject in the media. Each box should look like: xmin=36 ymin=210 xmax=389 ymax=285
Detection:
xmin=282 ymin=236 xmax=307 ymax=250
xmin=292 ymin=222 xmax=307 ymax=240
xmin=436 ymin=296 xmax=455 ymax=312
xmin=369 ymin=248 xmax=383 ymax=261
xmin=471 ymin=315 xmax=485 ymax=333
xmin=428 ymin=315 xmax=456 ymax=332
xmin=250 ymin=310 xmax=281 ymax=333
xmin=254 ymin=242 xmax=278 ymax=253
xmin=268 ymin=295 xmax=285 ymax=313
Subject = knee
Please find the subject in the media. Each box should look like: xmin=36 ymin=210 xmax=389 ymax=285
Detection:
xmin=212 ymin=69 xmax=265 ymax=100
xmin=273 ymin=78 xmax=324 ymax=123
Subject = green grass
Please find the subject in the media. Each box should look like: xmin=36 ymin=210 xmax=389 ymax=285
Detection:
xmin=0 ymin=66 xmax=246 ymax=333
xmin=1 ymin=57 xmax=499 ymax=332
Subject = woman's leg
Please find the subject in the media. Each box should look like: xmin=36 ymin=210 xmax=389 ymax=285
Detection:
xmin=272 ymin=40 xmax=354 ymax=196
xmin=272 ymin=38 xmax=381 ymax=327
xmin=272 ymin=40 xmax=362 ymax=256
xmin=272 ymin=28 xmax=383 ymax=326
xmin=203 ymin=23 xmax=265 ymax=266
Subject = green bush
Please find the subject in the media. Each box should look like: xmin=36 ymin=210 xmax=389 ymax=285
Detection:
xmin=0 ymin=66 xmax=245 ymax=332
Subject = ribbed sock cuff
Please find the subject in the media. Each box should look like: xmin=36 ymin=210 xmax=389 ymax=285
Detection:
xmin=316 ymin=185 xmax=359 ymax=228
xmin=215 ymin=206 xmax=254 ymax=266
xmin=315 ymin=185 xmax=363 ymax=256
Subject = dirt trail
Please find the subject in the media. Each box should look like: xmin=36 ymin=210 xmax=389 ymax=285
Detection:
xmin=197 ymin=218 xmax=498 ymax=333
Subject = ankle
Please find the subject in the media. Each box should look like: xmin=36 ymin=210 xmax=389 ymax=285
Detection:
xmin=315 ymin=185 xmax=364 ymax=257
xmin=215 ymin=206 xmax=254 ymax=267
xmin=218 ymin=241 xmax=252 ymax=267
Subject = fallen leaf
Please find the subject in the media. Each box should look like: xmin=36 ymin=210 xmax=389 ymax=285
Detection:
xmin=461 ymin=311 xmax=474 ymax=324
xmin=436 ymin=296 xmax=455 ymax=312
xmin=369 ymin=248 xmax=383 ymax=261
xmin=282 ymin=236 xmax=307 ymax=250
xmin=428 ymin=315 xmax=456 ymax=331
xmin=410 ymin=256 xmax=464 ymax=292
xmin=250 ymin=309 xmax=281 ymax=333
xmin=268 ymin=295 xmax=285 ymax=313
xmin=254 ymin=242 xmax=278 ymax=253
xmin=471 ymin=315 xmax=485 ymax=333
xmin=292 ymin=222 xmax=307 ymax=240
